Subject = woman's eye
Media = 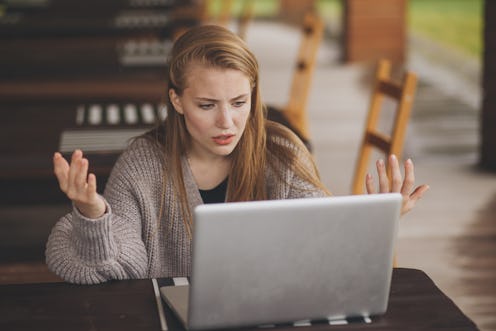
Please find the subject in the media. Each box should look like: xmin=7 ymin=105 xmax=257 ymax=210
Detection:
xmin=233 ymin=101 xmax=246 ymax=108
xmin=199 ymin=104 xmax=214 ymax=110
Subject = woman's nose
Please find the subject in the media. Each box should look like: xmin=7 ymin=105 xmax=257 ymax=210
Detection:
xmin=216 ymin=106 xmax=234 ymax=128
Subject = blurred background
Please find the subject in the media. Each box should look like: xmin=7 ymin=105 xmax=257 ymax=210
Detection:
xmin=0 ymin=0 xmax=494 ymax=330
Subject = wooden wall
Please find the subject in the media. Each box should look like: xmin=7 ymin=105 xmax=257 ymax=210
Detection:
xmin=342 ymin=0 xmax=406 ymax=64
xmin=481 ymin=0 xmax=496 ymax=170
xmin=278 ymin=0 xmax=316 ymax=25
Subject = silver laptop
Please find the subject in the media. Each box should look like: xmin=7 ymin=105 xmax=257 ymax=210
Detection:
xmin=160 ymin=193 xmax=402 ymax=330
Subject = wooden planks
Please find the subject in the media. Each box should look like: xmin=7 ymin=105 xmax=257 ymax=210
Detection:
xmin=343 ymin=0 xmax=407 ymax=64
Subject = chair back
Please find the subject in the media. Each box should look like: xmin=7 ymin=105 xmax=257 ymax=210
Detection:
xmin=237 ymin=0 xmax=254 ymax=40
xmin=352 ymin=59 xmax=418 ymax=194
xmin=201 ymin=0 xmax=234 ymax=27
xmin=284 ymin=12 xmax=324 ymax=142
xmin=217 ymin=0 xmax=234 ymax=27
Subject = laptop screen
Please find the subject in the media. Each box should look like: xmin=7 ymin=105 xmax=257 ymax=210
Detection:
xmin=167 ymin=193 xmax=402 ymax=330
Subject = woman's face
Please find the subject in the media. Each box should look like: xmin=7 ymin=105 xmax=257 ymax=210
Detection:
xmin=169 ymin=64 xmax=252 ymax=160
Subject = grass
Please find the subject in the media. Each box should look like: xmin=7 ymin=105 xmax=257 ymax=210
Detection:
xmin=208 ymin=0 xmax=341 ymax=20
xmin=208 ymin=0 xmax=278 ymax=19
xmin=316 ymin=0 xmax=342 ymax=21
xmin=408 ymin=0 xmax=483 ymax=58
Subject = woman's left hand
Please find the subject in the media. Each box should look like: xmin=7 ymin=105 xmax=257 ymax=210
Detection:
xmin=365 ymin=154 xmax=429 ymax=216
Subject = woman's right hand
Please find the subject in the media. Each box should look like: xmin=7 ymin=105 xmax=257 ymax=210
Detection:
xmin=53 ymin=150 xmax=106 ymax=219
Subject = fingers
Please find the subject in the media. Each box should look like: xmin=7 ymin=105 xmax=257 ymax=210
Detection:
xmin=401 ymin=158 xmax=415 ymax=195
xmin=87 ymin=173 xmax=98 ymax=194
xmin=365 ymin=173 xmax=376 ymax=194
xmin=55 ymin=150 xmax=98 ymax=201
xmin=389 ymin=154 xmax=402 ymax=193
xmin=376 ymin=159 xmax=389 ymax=193
xmin=366 ymin=155 xmax=429 ymax=210
xmin=409 ymin=184 xmax=430 ymax=202
xmin=76 ymin=158 xmax=89 ymax=189
xmin=400 ymin=184 xmax=430 ymax=215
xmin=66 ymin=149 xmax=86 ymax=199
xmin=53 ymin=152 xmax=70 ymax=192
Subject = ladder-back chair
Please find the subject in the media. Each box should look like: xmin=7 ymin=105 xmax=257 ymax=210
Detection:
xmin=352 ymin=59 xmax=418 ymax=195
xmin=267 ymin=12 xmax=324 ymax=150
xmin=201 ymin=0 xmax=234 ymax=27
xmin=237 ymin=0 xmax=254 ymax=40
xmin=173 ymin=0 xmax=233 ymax=41
xmin=217 ymin=0 xmax=234 ymax=27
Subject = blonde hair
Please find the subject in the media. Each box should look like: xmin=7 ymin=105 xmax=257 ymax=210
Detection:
xmin=146 ymin=25 xmax=329 ymax=236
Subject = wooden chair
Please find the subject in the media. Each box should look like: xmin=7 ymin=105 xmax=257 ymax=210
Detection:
xmin=200 ymin=0 xmax=234 ymax=27
xmin=217 ymin=0 xmax=234 ymax=27
xmin=237 ymin=0 xmax=254 ymax=40
xmin=172 ymin=0 xmax=233 ymax=40
xmin=267 ymin=12 xmax=324 ymax=150
xmin=352 ymin=59 xmax=418 ymax=195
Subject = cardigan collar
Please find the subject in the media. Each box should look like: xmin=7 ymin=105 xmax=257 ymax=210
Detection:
xmin=181 ymin=154 xmax=204 ymax=211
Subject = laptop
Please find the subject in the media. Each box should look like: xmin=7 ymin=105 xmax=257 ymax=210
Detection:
xmin=160 ymin=193 xmax=402 ymax=330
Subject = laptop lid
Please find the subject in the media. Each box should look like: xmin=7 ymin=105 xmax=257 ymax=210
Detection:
xmin=167 ymin=193 xmax=402 ymax=330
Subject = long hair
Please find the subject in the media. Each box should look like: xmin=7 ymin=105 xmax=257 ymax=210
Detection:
xmin=145 ymin=25 xmax=329 ymax=236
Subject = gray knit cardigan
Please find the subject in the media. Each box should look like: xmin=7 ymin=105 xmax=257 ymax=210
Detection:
xmin=46 ymin=137 xmax=325 ymax=284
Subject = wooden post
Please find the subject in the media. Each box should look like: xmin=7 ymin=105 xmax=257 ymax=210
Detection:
xmin=343 ymin=0 xmax=406 ymax=64
xmin=278 ymin=0 xmax=316 ymax=25
xmin=481 ymin=0 xmax=496 ymax=170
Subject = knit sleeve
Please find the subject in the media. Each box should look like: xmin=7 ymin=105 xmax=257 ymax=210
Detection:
xmin=45 ymin=199 xmax=148 ymax=284
xmin=45 ymin=139 xmax=156 ymax=284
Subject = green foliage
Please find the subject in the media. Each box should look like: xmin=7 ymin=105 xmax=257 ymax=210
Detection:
xmin=408 ymin=0 xmax=483 ymax=58
xmin=208 ymin=0 xmax=278 ymax=18
xmin=316 ymin=0 xmax=342 ymax=21
xmin=208 ymin=0 xmax=341 ymax=20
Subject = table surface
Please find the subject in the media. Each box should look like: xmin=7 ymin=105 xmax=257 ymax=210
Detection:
xmin=0 ymin=268 xmax=479 ymax=331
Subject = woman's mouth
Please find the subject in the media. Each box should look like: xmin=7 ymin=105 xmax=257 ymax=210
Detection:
xmin=212 ymin=134 xmax=235 ymax=145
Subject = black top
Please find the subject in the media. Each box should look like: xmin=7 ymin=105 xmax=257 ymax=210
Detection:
xmin=199 ymin=177 xmax=228 ymax=204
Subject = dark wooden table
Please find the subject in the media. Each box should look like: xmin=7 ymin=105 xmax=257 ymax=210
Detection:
xmin=0 ymin=0 xmax=198 ymax=39
xmin=0 ymin=268 xmax=480 ymax=331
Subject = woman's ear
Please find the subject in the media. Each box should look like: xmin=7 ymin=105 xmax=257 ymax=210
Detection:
xmin=169 ymin=88 xmax=184 ymax=114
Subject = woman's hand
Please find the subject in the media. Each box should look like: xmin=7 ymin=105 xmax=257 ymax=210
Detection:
xmin=365 ymin=154 xmax=429 ymax=216
xmin=53 ymin=150 xmax=106 ymax=219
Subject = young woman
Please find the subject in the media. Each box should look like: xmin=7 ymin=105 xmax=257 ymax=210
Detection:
xmin=47 ymin=25 xmax=429 ymax=284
